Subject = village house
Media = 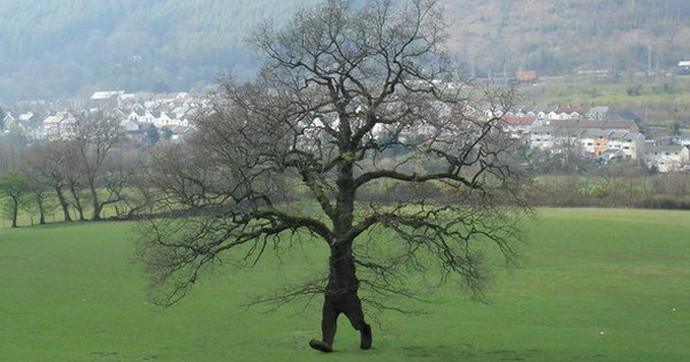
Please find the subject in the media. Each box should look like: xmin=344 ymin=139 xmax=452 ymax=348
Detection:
xmin=2 ymin=112 xmax=16 ymax=131
xmin=579 ymin=129 xmax=611 ymax=156
xmin=586 ymin=106 xmax=614 ymax=120
xmin=501 ymin=116 xmax=537 ymax=139
xmin=514 ymin=70 xmax=538 ymax=85
xmin=555 ymin=105 xmax=587 ymax=121
xmin=673 ymin=131 xmax=690 ymax=147
xmin=43 ymin=111 xmax=78 ymax=140
xmin=608 ymin=131 xmax=646 ymax=160
xmin=528 ymin=125 xmax=557 ymax=150
xmin=119 ymin=118 xmax=141 ymax=133
xmin=4 ymin=112 xmax=44 ymax=139
xmin=89 ymin=90 xmax=124 ymax=109
xmin=528 ymin=118 xmax=642 ymax=159
xmin=643 ymin=145 xmax=690 ymax=172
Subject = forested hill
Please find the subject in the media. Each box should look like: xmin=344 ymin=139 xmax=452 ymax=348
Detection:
xmin=0 ymin=0 xmax=321 ymax=99
xmin=2 ymin=0 xmax=690 ymax=100
xmin=446 ymin=0 xmax=690 ymax=78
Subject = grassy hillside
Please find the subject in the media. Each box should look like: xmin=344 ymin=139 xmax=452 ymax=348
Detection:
xmin=1 ymin=209 xmax=689 ymax=360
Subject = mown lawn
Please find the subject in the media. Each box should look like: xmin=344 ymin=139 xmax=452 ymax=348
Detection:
xmin=1 ymin=208 xmax=689 ymax=361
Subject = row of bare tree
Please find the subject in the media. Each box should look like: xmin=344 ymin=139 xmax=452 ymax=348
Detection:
xmin=0 ymin=111 xmax=154 ymax=227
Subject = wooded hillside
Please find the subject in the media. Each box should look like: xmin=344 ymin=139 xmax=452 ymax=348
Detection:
xmin=0 ymin=0 xmax=321 ymax=99
xmin=446 ymin=0 xmax=690 ymax=78
xmin=1 ymin=0 xmax=690 ymax=100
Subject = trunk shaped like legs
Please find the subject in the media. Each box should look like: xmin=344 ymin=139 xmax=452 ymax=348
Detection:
xmin=310 ymin=244 xmax=372 ymax=352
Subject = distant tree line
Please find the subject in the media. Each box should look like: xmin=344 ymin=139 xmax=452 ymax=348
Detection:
xmin=0 ymin=111 xmax=157 ymax=227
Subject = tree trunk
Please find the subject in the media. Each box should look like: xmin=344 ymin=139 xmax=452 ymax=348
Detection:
xmin=55 ymin=186 xmax=72 ymax=222
xmin=329 ymin=160 xmax=359 ymax=294
xmin=92 ymin=193 xmax=102 ymax=221
xmin=89 ymin=177 xmax=102 ymax=221
xmin=37 ymin=197 xmax=46 ymax=225
xmin=11 ymin=197 xmax=18 ymax=228
xmin=310 ymin=241 xmax=371 ymax=353
xmin=327 ymin=242 xmax=359 ymax=294
xmin=310 ymin=160 xmax=372 ymax=352
xmin=69 ymin=183 xmax=86 ymax=221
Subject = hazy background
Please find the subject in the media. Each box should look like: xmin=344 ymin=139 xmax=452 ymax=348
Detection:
xmin=1 ymin=0 xmax=690 ymax=100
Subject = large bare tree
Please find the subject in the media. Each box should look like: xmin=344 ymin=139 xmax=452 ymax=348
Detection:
xmin=137 ymin=0 xmax=531 ymax=353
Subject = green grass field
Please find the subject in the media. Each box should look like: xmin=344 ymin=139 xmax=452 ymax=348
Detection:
xmin=1 ymin=208 xmax=689 ymax=361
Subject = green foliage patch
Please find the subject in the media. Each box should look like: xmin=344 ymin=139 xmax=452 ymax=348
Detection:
xmin=1 ymin=209 xmax=689 ymax=361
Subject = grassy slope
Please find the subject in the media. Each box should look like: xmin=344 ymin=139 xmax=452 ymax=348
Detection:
xmin=1 ymin=209 xmax=689 ymax=361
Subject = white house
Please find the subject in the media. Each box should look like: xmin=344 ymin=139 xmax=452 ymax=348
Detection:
xmin=673 ymin=132 xmax=690 ymax=147
xmin=43 ymin=111 xmax=78 ymax=140
xmin=120 ymin=118 xmax=141 ymax=132
xmin=608 ymin=131 xmax=645 ymax=160
xmin=586 ymin=106 xmax=612 ymax=120
xmin=529 ymin=126 xmax=555 ymax=150
xmin=579 ymin=129 xmax=612 ymax=155
xmin=501 ymin=116 xmax=536 ymax=139
xmin=89 ymin=90 xmax=124 ymax=109
xmin=643 ymin=145 xmax=690 ymax=172
xmin=2 ymin=112 xmax=16 ymax=131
